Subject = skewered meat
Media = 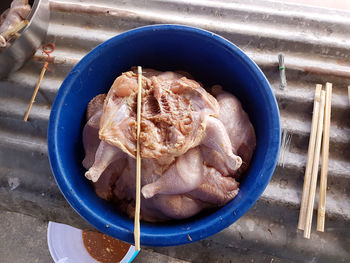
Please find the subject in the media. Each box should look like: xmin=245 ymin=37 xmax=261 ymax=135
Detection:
xmin=0 ymin=0 xmax=31 ymax=39
xmin=82 ymin=69 xmax=256 ymax=221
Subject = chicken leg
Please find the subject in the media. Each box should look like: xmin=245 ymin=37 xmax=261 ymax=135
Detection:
xmin=85 ymin=141 xmax=125 ymax=182
xmin=201 ymin=116 xmax=242 ymax=173
xmin=141 ymin=147 xmax=203 ymax=198
xmin=189 ymin=166 xmax=239 ymax=206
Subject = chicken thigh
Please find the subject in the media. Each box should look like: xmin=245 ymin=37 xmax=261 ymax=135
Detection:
xmin=189 ymin=165 xmax=239 ymax=206
xmin=141 ymin=147 xmax=204 ymax=198
xmin=214 ymin=87 xmax=256 ymax=177
xmin=112 ymin=155 xmax=208 ymax=221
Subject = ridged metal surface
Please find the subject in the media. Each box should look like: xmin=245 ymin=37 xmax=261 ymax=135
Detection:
xmin=0 ymin=0 xmax=349 ymax=262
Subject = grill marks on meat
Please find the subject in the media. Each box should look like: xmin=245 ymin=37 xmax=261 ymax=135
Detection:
xmin=82 ymin=69 xmax=256 ymax=221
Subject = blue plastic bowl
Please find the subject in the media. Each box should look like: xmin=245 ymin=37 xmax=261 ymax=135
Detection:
xmin=48 ymin=24 xmax=280 ymax=246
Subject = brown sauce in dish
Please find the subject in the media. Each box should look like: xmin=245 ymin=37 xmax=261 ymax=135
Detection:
xmin=82 ymin=231 xmax=130 ymax=263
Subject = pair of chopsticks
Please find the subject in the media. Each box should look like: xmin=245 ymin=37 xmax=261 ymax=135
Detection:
xmin=298 ymin=83 xmax=332 ymax=238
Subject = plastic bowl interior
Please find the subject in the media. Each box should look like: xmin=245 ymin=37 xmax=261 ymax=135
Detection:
xmin=48 ymin=24 xmax=280 ymax=247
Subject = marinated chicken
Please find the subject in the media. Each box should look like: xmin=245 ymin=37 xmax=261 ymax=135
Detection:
xmin=0 ymin=0 xmax=31 ymax=47
xmin=83 ymin=68 xmax=256 ymax=221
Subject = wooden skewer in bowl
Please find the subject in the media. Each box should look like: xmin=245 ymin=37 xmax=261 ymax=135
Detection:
xmin=348 ymin=86 xmax=350 ymax=103
xmin=134 ymin=66 xmax=142 ymax=251
xmin=298 ymin=84 xmax=322 ymax=230
xmin=304 ymin=90 xmax=326 ymax=239
xmin=317 ymin=83 xmax=332 ymax=232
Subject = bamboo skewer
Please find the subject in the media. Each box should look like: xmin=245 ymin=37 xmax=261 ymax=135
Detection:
xmin=304 ymin=90 xmax=326 ymax=239
xmin=348 ymin=86 xmax=350 ymax=103
xmin=298 ymin=84 xmax=322 ymax=230
xmin=317 ymin=83 xmax=332 ymax=232
xmin=24 ymin=61 xmax=48 ymax=122
xmin=24 ymin=44 xmax=54 ymax=122
xmin=134 ymin=66 xmax=142 ymax=251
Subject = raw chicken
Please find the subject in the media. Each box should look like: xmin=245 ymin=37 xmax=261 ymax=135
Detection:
xmin=89 ymin=70 xmax=242 ymax=182
xmin=82 ymin=93 xmax=128 ymax=196
xmin=82 ymin=94 xmax=106 ymax=169
xmin=0 ymin=0 xmax=31 ymax=46
xmin=212 ymin=85 xmax=256 ymax=178
xmin=189 ymin=166 xmax=239 ymax=206
xmin=112 ymin=157 xmax=209 ymax=221
xmin=82 ymin=69 xmax=256 ymax=221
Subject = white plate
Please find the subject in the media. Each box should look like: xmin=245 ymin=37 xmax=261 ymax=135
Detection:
xmin=47 ymin=222 xmax=138 ymax=263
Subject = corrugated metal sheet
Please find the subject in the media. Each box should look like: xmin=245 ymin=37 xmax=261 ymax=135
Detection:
xmin=0 ymin=0 xmax=349 ymax=262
